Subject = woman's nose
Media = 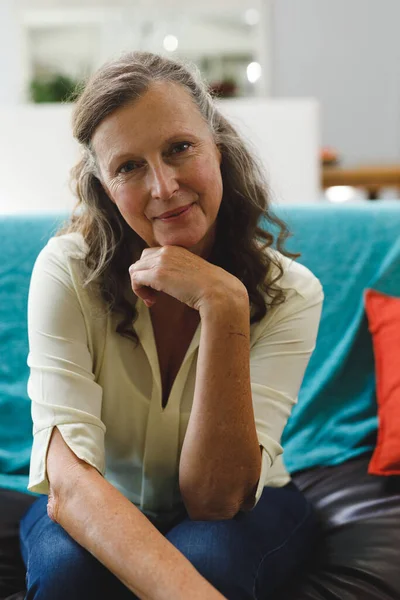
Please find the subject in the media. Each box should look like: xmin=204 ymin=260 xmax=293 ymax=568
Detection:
xmin=148 ymin=162 xmax=179 ymax=200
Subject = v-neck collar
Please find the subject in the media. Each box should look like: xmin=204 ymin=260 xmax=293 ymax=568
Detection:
xmin=133 ymin=298 xmax=201 ymax=411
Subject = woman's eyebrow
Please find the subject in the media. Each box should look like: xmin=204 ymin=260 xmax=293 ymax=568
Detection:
xmin=165 ymin=131 xmax=198 ymax=142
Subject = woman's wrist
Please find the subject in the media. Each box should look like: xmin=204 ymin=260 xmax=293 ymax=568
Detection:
xmin=199 ymin=283 xmax=249 ymax=322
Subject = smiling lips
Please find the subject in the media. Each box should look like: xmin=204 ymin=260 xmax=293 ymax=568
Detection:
xmin=156 ymin=202 xmax=195 ymax=220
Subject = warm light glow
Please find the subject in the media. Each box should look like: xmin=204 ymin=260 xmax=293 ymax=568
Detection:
xmin=246 ymin=62 xmax=262 ymax=83
xmin=163 ymin=35 xmax=178 ymax=52
xmin=326 ymin=186 xmax=357 ymax=203
xmin=244 ymin=8 xmax=260 ymax=26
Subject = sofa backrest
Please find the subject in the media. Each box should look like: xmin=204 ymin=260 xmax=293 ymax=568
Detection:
xmin=0 ymin=214 xmax=66 ymax=493
xmin=1 ymin=203 xmax=400 ymax=493
xmin=273 ymin=202 xmax=400 ymax=473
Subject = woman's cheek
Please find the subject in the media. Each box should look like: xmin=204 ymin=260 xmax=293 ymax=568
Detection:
xmin=114 ymin=184 xmax=140 ymax=214
xmin=115 ymin=188 xmax=155 ymax=244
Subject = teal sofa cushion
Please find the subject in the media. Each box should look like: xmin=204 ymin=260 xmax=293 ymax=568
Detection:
xmin=273 ymin=202 xmax=400 ymax=473
xmin=0 ymin=214 xmax=66 ymax=493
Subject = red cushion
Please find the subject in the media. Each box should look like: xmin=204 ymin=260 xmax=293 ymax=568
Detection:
xmin=365 ymin=289 xmax=400 ymax=475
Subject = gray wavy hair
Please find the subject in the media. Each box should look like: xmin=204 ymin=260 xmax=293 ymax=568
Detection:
xmin=59 ymin=51 xmax=298 ymax=343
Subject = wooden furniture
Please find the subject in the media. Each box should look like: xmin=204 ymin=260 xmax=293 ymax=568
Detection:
xmin=322 ymin=164 xmax=400 ymax=199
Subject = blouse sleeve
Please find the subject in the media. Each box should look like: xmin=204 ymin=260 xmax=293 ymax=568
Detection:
xmin=26 ymin=237 xmax=106 ymax=495
xmin=247 ymin=265 xmax=324 ymax=509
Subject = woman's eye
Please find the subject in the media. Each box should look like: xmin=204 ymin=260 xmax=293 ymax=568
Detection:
xmin=119 ymin=161 xmax=139 ymax=174
xmin=171 ymin=142 xmax=191 ymax=155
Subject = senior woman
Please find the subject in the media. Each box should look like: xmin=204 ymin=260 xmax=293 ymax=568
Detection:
xmin=20 ymin=52 xmax=323 ymax=600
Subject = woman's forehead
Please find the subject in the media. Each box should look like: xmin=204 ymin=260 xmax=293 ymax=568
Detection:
xmin=100 ymin=82 xmax=204 ymax=134
xmin=92 ymin=82 xmax=210 ymax=163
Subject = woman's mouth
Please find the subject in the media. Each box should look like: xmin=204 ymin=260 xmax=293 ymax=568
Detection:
xmin=156 ymin=203 xmax=195 ymax=221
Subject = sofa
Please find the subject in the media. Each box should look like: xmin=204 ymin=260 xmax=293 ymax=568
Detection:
xmin=1 ymin=202 xmax=400 ymax=600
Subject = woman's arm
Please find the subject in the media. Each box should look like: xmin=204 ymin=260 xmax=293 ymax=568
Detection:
xmin=179 ymin=274 xmax=324 ymax=520
xmin=179 ymin=292 xmax=262 ymax=520
xmin=129 ymin=246 xmax=262 ymax=519
xmin=128 ymin=246 xmax=323 ymax=520
xmin=47 ymin=427 xmax=226 ymax=600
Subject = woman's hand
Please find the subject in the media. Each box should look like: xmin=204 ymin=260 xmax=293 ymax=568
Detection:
xmin=129 ymin=246 xmax=248 ymax=312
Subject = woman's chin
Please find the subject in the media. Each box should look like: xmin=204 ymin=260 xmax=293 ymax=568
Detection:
xmin=157 ymin=233 xmax=211 ymax=257
xmin=153 ymin=220 xmax=216 ymax=257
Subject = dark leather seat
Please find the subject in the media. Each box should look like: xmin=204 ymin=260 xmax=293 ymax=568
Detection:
xmin=2 ymin=451 xmax=400 ymax=600
xmin=273 ymin=452 xmax=400 ymax=600
xmin=0 ymin=489 xmax=35 ymax=600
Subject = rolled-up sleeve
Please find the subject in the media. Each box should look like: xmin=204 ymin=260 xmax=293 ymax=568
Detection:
xmin=27 ymin=239 xmax=106 ymax=495
xmin=248 ymin=270 xmax=324 ymax=508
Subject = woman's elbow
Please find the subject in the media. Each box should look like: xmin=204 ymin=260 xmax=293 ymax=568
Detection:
xmin=47 ymin=486 xmax=60 ymax=523
xmin=182 ymin=493 xmax=241 ymax=521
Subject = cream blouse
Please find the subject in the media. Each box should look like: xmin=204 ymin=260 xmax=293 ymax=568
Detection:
xmin=27 ymin=233 xmax=323 ymax=524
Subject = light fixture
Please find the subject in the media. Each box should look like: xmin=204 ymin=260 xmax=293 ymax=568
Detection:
xmin=246 ymin=62 xmax=262 ymax=83
xmin=325 ymin=186 xmax=357 ymax=203
xmin=163 ymin=35 xmax=178 ymax=52
xmin=244 ymin=8 xmax=260 ymax=26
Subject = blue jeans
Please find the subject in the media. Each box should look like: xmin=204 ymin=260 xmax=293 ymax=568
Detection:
xmin=19 ymin=482 xmax=319 ymax=600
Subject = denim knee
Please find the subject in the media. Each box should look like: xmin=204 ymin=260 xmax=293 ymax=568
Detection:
xmin=164 ymin=484 xmax=320 ymax=600
xmin=166 ymin=521 xmax=252 ymax=599
xmin=27 ymin=535 xmax=87 ymax=599
xmin=22 ymin=508 xmax=134 ymax=600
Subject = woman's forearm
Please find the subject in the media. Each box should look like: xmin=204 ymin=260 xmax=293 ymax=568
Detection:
xmin=53 ymin=462 xmax=225 ymax=600
xmin=179 ymin=292 xmax=262 ymax=520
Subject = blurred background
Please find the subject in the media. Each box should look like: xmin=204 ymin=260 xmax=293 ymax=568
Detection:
xmin=1 ymin=0 xmax=400 ymax=212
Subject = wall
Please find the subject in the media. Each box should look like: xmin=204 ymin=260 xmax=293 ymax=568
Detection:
xmin=271 ymin=0 xmax=400 ymax=165
xmin=0 ymin=105 xmax=79 ymax=215
xmin=0 ymin=0 xmax=27 ymax=103
xmin=218 ymin=98 xmax=320 ymax=203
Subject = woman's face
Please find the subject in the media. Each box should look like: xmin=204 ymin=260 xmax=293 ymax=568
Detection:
xmin=92 ymin=81 xmax=223 ymax=258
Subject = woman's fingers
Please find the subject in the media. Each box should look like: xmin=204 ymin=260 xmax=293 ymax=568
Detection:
xmin=132 ymin=283 xmax=158 ymax=307
xmin=129 ymin=252 xmax=163 ymax=306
